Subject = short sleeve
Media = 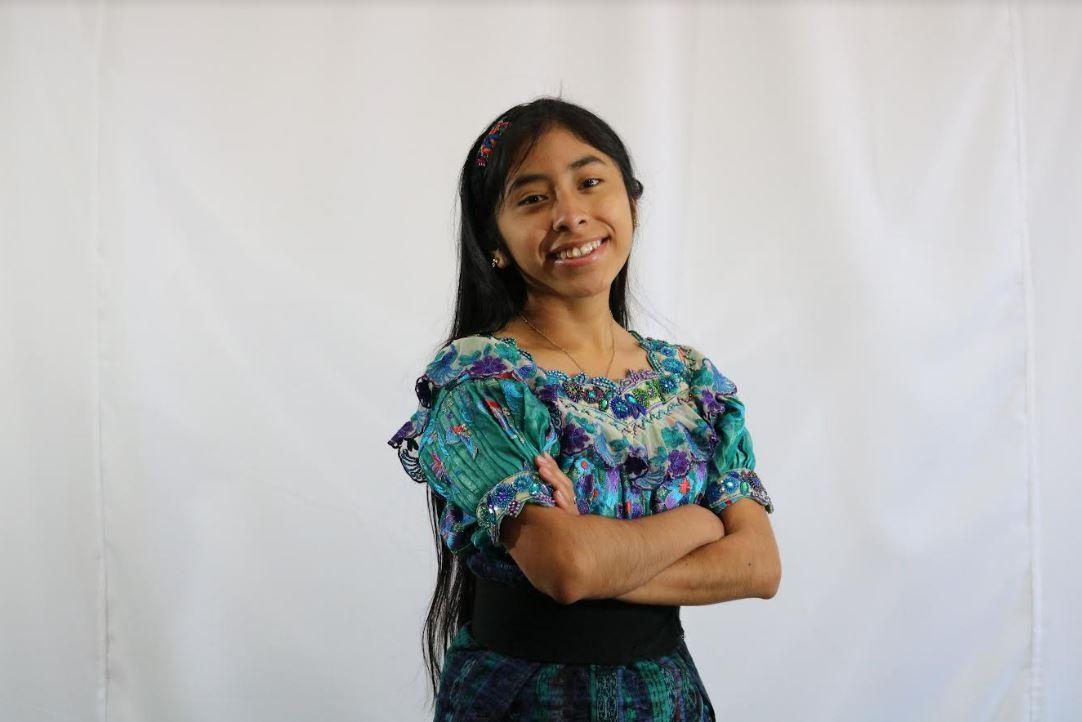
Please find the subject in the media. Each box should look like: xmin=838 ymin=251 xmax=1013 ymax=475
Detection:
xmin=681 ymin=344 xmax=775 ymax=515
xmin=415 ymin=376 xmax=560 ymax=553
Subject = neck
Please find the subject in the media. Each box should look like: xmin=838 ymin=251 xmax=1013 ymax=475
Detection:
xmin=520 ymin=295 xmax=618 ymax=353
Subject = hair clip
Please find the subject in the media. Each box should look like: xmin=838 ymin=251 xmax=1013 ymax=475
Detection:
xmin=475 ymin=118 xmax=511 ymax=169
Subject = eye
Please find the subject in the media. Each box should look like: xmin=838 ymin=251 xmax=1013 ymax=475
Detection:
xmin=517 ymin=178 xmax=604 ymax=207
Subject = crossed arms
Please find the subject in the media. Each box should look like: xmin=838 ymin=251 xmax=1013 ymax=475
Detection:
xmin=501 ymin=497 xmax=781 ymax=606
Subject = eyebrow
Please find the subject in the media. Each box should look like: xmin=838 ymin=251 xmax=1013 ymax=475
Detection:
xmin=506 ymin=154 xmax=608 ymax=195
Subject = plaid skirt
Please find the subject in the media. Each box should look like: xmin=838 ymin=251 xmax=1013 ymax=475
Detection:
xmin=433 ymin=621 xmax=716 ymax=721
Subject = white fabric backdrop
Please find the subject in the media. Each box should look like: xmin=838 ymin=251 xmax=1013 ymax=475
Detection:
xmin=2 ymin=2 xmax=1078 ymax=721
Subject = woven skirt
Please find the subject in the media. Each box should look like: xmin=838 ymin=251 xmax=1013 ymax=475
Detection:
xmin=432 ymin=621 xmax=716 ymax=721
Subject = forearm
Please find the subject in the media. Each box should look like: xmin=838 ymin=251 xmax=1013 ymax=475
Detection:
xmin=613 ymin=528 xmax=779 ymax=605
xmin=568 ymin=505 xmax=722 ymax=602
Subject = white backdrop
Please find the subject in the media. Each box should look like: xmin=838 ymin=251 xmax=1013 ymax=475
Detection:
xmin=2 ymin=2 xmax=1079 ymax=721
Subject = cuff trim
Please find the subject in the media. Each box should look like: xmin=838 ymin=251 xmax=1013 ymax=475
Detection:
xmin=704 ymin=468 xmax=774 ymax=514
xmin=476 ymin=469 xmax=557 ymax=548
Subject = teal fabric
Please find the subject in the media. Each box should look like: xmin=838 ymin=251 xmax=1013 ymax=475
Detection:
xmin=388 ymin=329 xmax=773 ymax=559
xmin=418 ymin=375 xmax=561 ymax=553
xmin=386 ymin=329 xmax=775 ymax=719
xmin=433 ymin=622 xmax=717 ymax=721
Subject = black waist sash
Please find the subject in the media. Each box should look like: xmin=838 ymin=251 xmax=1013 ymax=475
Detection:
xmin=469 ymin=570 xmax=684 ymax=665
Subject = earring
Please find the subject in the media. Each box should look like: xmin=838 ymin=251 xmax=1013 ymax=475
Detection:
xmin=491 ymin=251 xmax=503 ymax=268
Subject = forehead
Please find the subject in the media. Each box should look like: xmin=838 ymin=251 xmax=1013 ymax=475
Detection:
xmin=505 ymin=128 xmax=612 ymax=193
xmin=519 ymin=126 xmax=596 ymax=161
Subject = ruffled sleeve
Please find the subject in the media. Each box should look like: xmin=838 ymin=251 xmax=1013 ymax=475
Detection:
xmin=387 ymin=337 xmax=560 ymax=554
xmin=680 ymin=344 xmax=774 ymax=515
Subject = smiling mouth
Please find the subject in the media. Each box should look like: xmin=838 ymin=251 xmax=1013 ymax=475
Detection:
xmin=548 ymin=236 xmax=610 ymax=262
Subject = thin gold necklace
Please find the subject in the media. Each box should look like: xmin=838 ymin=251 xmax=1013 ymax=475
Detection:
xmin=518 ymin=312 xmax=617 ymax=380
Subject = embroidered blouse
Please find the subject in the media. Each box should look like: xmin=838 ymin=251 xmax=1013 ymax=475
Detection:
xmin=388 ymin=329 xmax=774 ymax=589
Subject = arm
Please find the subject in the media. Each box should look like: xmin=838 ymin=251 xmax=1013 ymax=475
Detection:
xmin=613 ymin=498 xmax=781 ymax=605
xmin=566 ymin=504 xmax=725 ymax=603
xmin=501 ymin=502 xmax=723 ymax=605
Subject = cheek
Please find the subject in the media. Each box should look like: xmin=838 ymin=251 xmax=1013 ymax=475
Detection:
xmin=509 ymin=238 xmax=549 ymax=268
xmin=600 ymin=195 xmax=633 ymax=225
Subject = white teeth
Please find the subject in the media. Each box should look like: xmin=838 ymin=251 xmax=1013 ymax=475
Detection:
xmin=555 ymin=238 xmax=604 ymax=260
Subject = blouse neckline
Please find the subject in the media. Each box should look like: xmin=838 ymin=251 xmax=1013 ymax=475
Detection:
xmin=486 ymin=328 xmax=661 ymax=389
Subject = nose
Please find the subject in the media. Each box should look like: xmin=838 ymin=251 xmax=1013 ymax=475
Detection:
xmin=550 ymin=190 xmax=590 ymax=233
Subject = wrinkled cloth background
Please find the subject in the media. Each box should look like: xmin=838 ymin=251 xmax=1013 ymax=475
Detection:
xmin=1 ymin=2 xmax=1078 ymax=721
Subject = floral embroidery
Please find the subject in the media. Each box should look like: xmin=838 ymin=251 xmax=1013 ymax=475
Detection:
xmin=703 ymin=468 xmax=773 ymax=514
xmin=559 ymin=421 xmax=592 ymax=455
xmin=445 ymin=419 xmax=478 ymax=458
xmin=667 ymin=449 xmax=691 ymax=478
xmin=475 ymin=470 xmax=557 ymax=548
xmin=387 ymin=331 xmax=775 ymax=564
xmin=469 ymin=355 xmax=509 ymax=377
xmin=496 ymin=332 xmax=667 ymax=412
xmin=438 ymin=501 xmax=475 ymax=554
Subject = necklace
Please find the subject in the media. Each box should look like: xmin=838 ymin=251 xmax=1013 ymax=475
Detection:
xmin=518 ymin=312 xmax=617 ymax=380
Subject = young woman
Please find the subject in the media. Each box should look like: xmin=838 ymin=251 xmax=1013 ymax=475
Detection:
xmin=388 ymin=96 xmax=779 ymax=720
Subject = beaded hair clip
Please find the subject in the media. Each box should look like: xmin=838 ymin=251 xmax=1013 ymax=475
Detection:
xmin=475 ymin=117 xmax=511 ymax=169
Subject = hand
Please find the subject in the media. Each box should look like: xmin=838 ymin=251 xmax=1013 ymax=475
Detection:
xmin=534 ymin=452 xmax=580 ymax=515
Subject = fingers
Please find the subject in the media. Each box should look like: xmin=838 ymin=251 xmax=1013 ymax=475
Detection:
xmin=535 ymin=453 xmax=568 ymax=503
xmin=534 ymin=452 xmax=579 ymax=514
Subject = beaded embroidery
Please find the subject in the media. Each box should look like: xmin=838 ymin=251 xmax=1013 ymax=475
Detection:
xmin=388 ymin=330 xmax=776 ymax=565
xmin=491 ymin=330 xmax=669 ymax=415
xmin=475 ymin=117 xmax=510 ymax=169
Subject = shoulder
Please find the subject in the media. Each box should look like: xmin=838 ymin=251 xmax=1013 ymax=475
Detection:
xmin=422 ymin=334 xmax=539 ymax=383
xmin=415 ymin=334 xmax=546 ymax=408
xmin=388 ymin=334 xmax=544 ymax=454
xmin=631 ymin=331 xmax=703 ymax=369
xmin=637 ymin=333 xmax=723 ymax=377
xmin=645 ymin=334 xmax=738 ymax=397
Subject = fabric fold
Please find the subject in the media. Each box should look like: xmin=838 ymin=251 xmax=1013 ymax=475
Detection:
xmin=678 ymin=342 xmax=775 ymax=514
xmin=387 ymin=337 xmax=559 ymax=553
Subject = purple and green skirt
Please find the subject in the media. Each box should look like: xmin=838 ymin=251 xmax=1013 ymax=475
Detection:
xmin=433 ymin=621 xmax=716 ymax=721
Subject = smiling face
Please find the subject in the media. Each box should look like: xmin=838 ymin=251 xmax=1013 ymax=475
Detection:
xmin=494 ymin=125 xmax=636 ymax=301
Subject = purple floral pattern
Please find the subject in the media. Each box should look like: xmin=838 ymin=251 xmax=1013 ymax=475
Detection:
xmin=476 ymin=470 xmax=558 ymax=547
xmin=387 ymin=330 xmax=774 ymax=572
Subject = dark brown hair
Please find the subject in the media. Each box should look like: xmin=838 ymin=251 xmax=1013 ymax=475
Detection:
xmin=419 ymin=94 xmax=645 ymax=705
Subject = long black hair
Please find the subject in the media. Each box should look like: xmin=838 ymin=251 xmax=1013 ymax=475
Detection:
xmin=419 ymin=95 xmax=646 ymax=702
